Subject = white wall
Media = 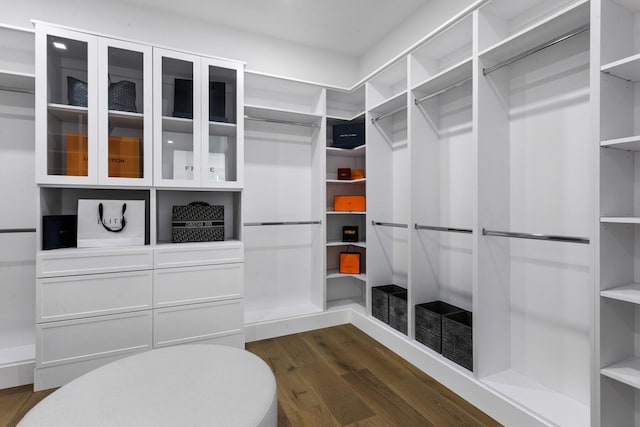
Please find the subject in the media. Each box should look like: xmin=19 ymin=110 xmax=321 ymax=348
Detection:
xmin=3 ymin=0 xmax=359 ymax=88
xmin=357 ymin=0 xmax=479 ymax=83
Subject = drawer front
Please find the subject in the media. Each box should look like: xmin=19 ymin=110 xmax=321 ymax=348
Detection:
xmin=37 ymin=247 xmax=153 ymax=278
xmin=37 ymin=311 xmax=152 ymax=368
xmin=154 ymin=264 xmax=243 ymax=308
xmin=37 ymin=271 xmax=153 ymax=322
xmin=153 ymin=299 xmax=243 ymax=348
xmin=154 ymin=241 xmax=243 ymax=268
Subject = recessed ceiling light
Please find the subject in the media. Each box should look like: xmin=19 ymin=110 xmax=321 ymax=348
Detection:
xmin=53 ymin=42 xmax=67 ymax=50
xmin=167 ymin=140 xmax=174 ymax=144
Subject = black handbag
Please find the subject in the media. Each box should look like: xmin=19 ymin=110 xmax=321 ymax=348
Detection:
xmin=67 ymin=76 xmax=88 ymax=107
xmin=109 ymin=79 xmax=137 ymax=112
xmin=171 ymin=201 xmax=224 ymax=243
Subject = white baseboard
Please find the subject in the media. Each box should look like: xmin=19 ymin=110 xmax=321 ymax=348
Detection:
xmin=244 ymin=309 xmax=351 ymax=342
xmin=0 ymin=360 xmax=35 ymax=390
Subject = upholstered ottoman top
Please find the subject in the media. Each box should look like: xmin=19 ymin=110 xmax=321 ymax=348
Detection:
xmin=19 ymin=345 xmax=277 ymax=427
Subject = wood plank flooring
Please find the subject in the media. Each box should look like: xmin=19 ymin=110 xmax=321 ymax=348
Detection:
xmin=1 ymin=324 xmax=500 ymax=426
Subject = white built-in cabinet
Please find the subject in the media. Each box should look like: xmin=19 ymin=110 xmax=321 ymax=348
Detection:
xmin=0 ymin=24 xmax=36 ymax=390
xmin=33 ymin=22 xmax=245 ymax=391
xmin=596 ymin=0 xmax=640 ymax=425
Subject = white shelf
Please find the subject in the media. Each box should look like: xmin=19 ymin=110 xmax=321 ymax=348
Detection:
xmin=48 ymin=103 xmax=89 ymax=121
xmin=326 ymin=178 xmax=366 ymax=184
xmin=326 ymin=145 xmax=366 ymax=157
xmin=326 ymin=211 xmax=366 ymax=215
xmin=327 ymin=111 xmax=365 ymax=122
xmin=327 ymin=269 xmax=366 ymax=282
xmin=601 ymin=135 xmax=640 ymax=151
xmin=602 ymin=53 xmax=640 ymax=83
xmin=482 ymin=369 xmax=590 ymax=427
xmin=602 ymin=357 xmax=640 ymax=390
xmin=244 ymin=104 xmax=322 ymax=125
xmin=327 ymin=241 xmax=366 ymax=249
xmin=600 ymin=217 xmax=640 ymax=224
xmin=108 ymin=110 xmax=143 ymax=128
xmin=411 ymin=57 xmax=472 ymax=97
xmin=162 ymin=116 xmax=194 ymax=134
xmin=601 ymin=283 xmax=640 ymax=305
xmin=0 ymin=70 xmax=35 ymax=93
xmin=369 ymin=90 xmax=407 ymax=118
xmin=478 ymin=0 xmax=590 ymax=65
xmin=209 ymin=120 xmax=237 ymax=137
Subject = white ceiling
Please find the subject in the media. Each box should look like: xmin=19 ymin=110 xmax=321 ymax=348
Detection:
xmin=121 ymin=0 xmax=431 ymax=56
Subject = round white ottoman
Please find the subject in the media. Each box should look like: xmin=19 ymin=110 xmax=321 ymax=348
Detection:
xmin=19 ymin=345 xmax=277 ymax=427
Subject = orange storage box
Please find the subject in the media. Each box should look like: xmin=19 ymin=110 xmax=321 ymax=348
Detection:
xmin=351 ymin=169 xmax=365 ymax=180
xmin=339 ymin=252 xmax=361 ymax=274
xmin=108 ymin=136 xmax=142 ymax=178
xmin=334 ymin=195 xmax=365 ymax=212
xmin=66 ymin=132 xmax=88 ymax=176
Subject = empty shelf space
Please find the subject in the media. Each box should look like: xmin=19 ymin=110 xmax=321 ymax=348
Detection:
xmin=326 ymin=178 xmax=366 ymax=184
xmin=162 ymin=116 xmax=194 ymax=133
xmin=327 ymin=269 xmax=366 ymax=282
xmin=0 ymin=327 xmax=35 ymax=365
xmin=601 ymin=357 xmax=640 ymax=390
xmin=108 ymin=110 xmax=143 ymax=128
xmin=48 ymin=103 xmax=88 ymax=121
xmin=601 ymin=283 xmax=640 ymax=305
xmin=327 ymin=111 xmax=365 ymax=122
xmin=600 ymin=217 xmax=640 ymax=224
xmin=602 ymin=53 xmax=640 ymax=82
xmin=0 ymin=70 xmax=35 ymax=93
xmin=326 ymin=145 xmax=366 ymax=157
xmin=208 ymin=120 xmax=237 ymax=136
xmin=326 ymin=241 xmax=366 ymax=249
xmin=482 ymin=369 xmax=590 ymax=427
xmin=412 ymin=58 xmax=472 ymax=97
xmin=244 ymin=104 xmax=322 ymax=125
xmin=601 ymin=135 xmax=640 ymax=151
xmin=368 ymin=91 xmax=407 ymax=118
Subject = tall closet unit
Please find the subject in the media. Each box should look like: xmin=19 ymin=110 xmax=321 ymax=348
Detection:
xmin=243 ymin=73 xmax=325 ymax=326
xmin=596 ymin=0 xmax=640 ymax=425
xmin=0 ymin=25 xmax=36 ymax=389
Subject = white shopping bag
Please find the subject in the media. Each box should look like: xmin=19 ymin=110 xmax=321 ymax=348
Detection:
xmin=77 ymin=199 xmax=145 ymax=248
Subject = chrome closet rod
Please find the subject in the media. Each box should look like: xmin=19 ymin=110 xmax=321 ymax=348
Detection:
xmin=415 ymin=224 xmax=472 ymax=234
xmin=372 ymin=221 xmax=408 ymax=228
xmin=244 ymin=115 xmax=320 ymax=128
xmin=244 ymin=221 xmax=321 ymax=226
xmin=371 ymin=105 xmax=407 ymax=123
xmin=0 ymin=228 xmax=36 ymax=233
xmin=482 ymin=228 xmax=589 ymax=244
xmin=0 ymin=86 xmax=35 ymax=95
xmin=482 ymin=24 xmax=590 ymax=76
xmin=414 ymin=76 xmax=472 ymax=105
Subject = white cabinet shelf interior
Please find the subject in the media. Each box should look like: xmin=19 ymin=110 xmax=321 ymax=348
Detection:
xmin=0 ymin=26 xmax=35 ymax=78
xmin=476 ymin=10 xmax=591 ymax=425
xmin=367 ymin=59 xmax=407 ymax=110
xmin=326 ymin=86 xmax=365 ymax=120
xmin=245 ymin=72 xmax=324 ymax=116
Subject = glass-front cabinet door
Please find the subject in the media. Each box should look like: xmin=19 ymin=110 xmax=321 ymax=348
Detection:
xmin=98 ymin=39 xmax=152 ymax=186
xmin=201 ymin=57 xmax=243 ymax=188
xmin=36 ymin=25 xmax=98 ymax=185
xmin=154 ymin=48 xmax=201 ymax=187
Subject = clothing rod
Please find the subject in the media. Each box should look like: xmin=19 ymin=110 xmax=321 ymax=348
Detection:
xmin=414 ymin=76 xmax=472 ymax=105
xmin=482 ymin=228 xmax=589 ymax=244
xmin=415 ymin=224 xmax=472 ymax=234
xmin=372 ymin=221 xmax=408 ymax=228
xmin=244 ymin=221 xmax=321 ymax=226
xmin=244 ymin=115 xmax=320 ymax=128
xmin=482 ymin=24 xmax=590 ymax=76
xmin=0 ymin=228 xmax=36 ymax=234
xmin=0 ymin=86 xmax=35 ymax=95
xmin=371 ymin=105 xmax=408 ymax=123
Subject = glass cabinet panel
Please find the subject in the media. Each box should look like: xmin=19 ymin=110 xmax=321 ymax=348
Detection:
xmin=46 ymin=34 xmax=92 ymax=177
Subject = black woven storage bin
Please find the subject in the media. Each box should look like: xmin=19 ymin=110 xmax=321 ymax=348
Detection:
xmin=389 ymin=288 xmax=408 ymax=335
xmin=415 ymin=301 xmax=464 ymax=353
xmin=372 ymin=284 xmax=405 ymax=324
xmin=171 ymin=202 xmax=224 ymax=243
xmin=442 ymin=310 xmax=473 ymax=371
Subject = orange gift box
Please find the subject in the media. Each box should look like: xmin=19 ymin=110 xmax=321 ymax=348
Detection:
xmin=351 ymin=169 xmax=365 ymax=180
xmin=334 ymin=195 xmax=366 ymax=212
xmin=66 ymin=132 xmax=88 ymax=176
xmin=339 ymin=252 xmax=361 ymax=274
xmin=108 ymin=135 xmax=142 ymax=178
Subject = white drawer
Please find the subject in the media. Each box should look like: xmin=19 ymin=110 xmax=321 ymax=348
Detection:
xmin=37 ymin=311 xmax=152 ymax=368
xmin=154 ymin=264 xmax=243 ymax=308
xmin=153 ymin=299 xmax=243 ymax=348
xmin=37 ymin=246 xmax=153 ymax=278
xmin=154 ymin=241 xmax=243 ymax=268
xmin=37 ymin=271 xmax=153 ymax=322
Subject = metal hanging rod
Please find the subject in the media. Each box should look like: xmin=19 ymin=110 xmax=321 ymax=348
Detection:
xmin=415 ymin=224 xmax=472 ymax=234
xmin=483 ymin=24 xmax=590 ymax=76
xmin=244 ymin=115 xmax=320 ymax=128
xmin=244 ymin=221 xmax=321 ymax=226
xmin=482 ymin=228 xmax=589 ymax=244
xmin=0 ymin=228 xmax=36 ymax=234
xmin=372 ymin=221 xmax=408 ymax=228
xmin=415 ymin=76 xmax=472 ymax=105
xmin=371 ymin=105 xmax=408 ymax=123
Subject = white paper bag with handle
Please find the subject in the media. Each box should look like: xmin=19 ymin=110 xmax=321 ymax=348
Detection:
xmin=77 ymin=199 xmax=145 ymax=248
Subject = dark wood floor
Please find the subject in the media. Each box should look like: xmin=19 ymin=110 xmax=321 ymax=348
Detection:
xmin=2 ymin=324 xmax=500 ymax=427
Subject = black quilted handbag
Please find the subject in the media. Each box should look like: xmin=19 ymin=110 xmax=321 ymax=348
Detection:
xmin=171 ymin=201 xmax=224 ymax=243
xmin=109 ymin=79 xmax=137 ymax=112
xmin=67 ymin=76 xmax=88 ymax=107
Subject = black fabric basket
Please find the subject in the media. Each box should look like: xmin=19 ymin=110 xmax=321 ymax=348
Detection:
xmin=67 ymin=76 xmax=88 ymax=107
xmin=171 ymin=202 xmax=224 ymax=243
xmin=372 ymin=284 xmax=406 ymax=325
xmin=109 ymin=79 xmax=137 ymax=112
xmin=389 ymin=288 xmax=408 ymax=335
xmin=415 ymin=301 xmax=465 ymax=353
xmin=442 ymin=310 xmax=473 ymax=371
